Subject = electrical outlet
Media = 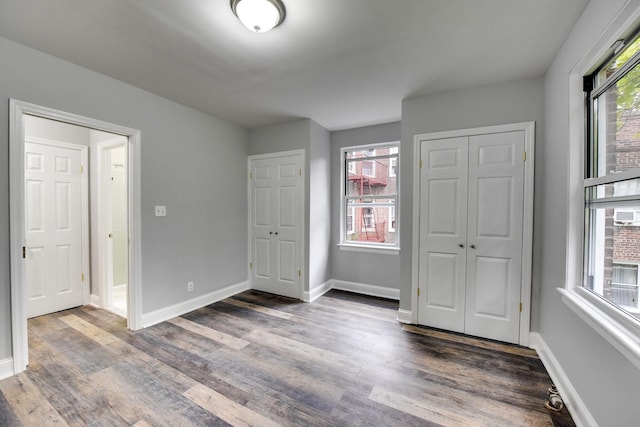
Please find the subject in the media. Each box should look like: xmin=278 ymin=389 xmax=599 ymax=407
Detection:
xmin=154 ymin=205 xmax=166 ymax=216
xmin=187 ymin=281 xmax=194 ymax=292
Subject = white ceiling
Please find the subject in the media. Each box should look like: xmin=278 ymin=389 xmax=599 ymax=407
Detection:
xmin=0 ymin=0 xmax=589 ymax=130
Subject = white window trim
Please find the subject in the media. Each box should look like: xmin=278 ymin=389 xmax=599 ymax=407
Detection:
xmin=564 ymin=2 xmax=640 ymax=371
xmin=339 ymin=142 xmax=400 ymax=253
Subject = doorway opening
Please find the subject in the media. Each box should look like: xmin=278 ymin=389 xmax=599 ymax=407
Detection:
xmin=92 ymin=135 xmax=129 ymax=319
xmin=9 ymin=100 xmax=142 ymax=375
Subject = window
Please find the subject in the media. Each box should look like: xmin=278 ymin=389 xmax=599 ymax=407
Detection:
xmin=388 ymin=205 xmax=396 ymax=232
xmin=362 ymin=207 xmax=375 ymax=230
xmin=611 ymin=263 xmax=639 ymax=311
xmin=615 ymin=208 xmax=640 ymax=225
xmin=389 ymin=147 xmax=398 ymax=177
xmin=342 ymin=143 xmax=399 ymax=250
xmin=583 ymin=29 xmax=640 ymax=322
xmin=346 ymin=207 xmax=355 ymax=235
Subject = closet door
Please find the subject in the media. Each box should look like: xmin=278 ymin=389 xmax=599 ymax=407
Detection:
xmin=465 ymin=131 xmax=524 ymax=343
xmin=418 ymin=137 xmax=468 ymax=332
xmin=249 ymin=154 xmax=302 ymax=299
xmin=417 ymin=128 xmax=527 ymax=344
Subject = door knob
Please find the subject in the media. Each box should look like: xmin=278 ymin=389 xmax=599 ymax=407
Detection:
xmin=459 ymin=244 xmax=464 ymax=248
xmin=470 ymin=244 xmax=476 ymax=249
xmin=269 ymin=232 xmax=273 ymax=235
xmin=275 ymin=232 xmax=279 ymax=235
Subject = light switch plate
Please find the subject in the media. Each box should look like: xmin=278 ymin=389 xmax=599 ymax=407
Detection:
xmin=154 ymin=205 xmax=166 ymax=216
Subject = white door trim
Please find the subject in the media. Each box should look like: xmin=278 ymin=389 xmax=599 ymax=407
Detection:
xmin=247 ymin=149 xmax=305 ymax=299
xmin=91 ymin=138 xmax=128 ymax=314
xmin=9 ymin=99 xmax=143 ymax=375
xmin=24 ymin=136 xmax=90 ymax=310
xmin=411 ymin=121 xmax=535 ymax=347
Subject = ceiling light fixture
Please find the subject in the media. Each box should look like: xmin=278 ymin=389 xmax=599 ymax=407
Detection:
xmin=230 ymin=0 xmax=286 ymax=33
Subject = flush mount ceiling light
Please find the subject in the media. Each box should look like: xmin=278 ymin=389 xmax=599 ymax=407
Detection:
xmin=231 ymin=0 xmax=286 ymax=33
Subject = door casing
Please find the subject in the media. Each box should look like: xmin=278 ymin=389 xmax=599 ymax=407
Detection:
xmin=411 ymin=122 xmax=535 ymax=347
xmin=91 ymin=138 xmax=128 ymax=317
xmin=9 ymin=99 xmax=143 ymax=375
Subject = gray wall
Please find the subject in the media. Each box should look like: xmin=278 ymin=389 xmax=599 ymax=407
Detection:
xmin=400 ymin=77 xmax=545 ymax=320
xmin=249 ymin=119 xmax=332 ymax=295
xmin=309 ymin=121 xmax=332 ymax=291
xmin=330 ymin=122 xmax=402 ymax=288
xmin=541 ymin=0 xmax=640 ymax=425
xmin=0 ymin=36 xmax=249 ymax=361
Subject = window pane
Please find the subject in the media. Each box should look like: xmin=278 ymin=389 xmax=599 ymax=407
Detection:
xmin=586 ymin=178 xmax=640 ymax=200
xmin=343 ymin=143 xmax=399 ymax=248
xmin=345 ymin=200 xmax=396 ymax=244
xmin=592 ymin=68 xmax=640 ymax=178
xmin=584 ymin=205 xmax=640 ymax=317
xmin=596 ymin=36 xmax=640 ymax=86
xmin=346 ymin=167 xmax=397 ymax=196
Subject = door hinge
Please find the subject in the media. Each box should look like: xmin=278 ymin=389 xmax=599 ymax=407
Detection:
xmin=417 ymin=288 xmax=420 ymax=297
xmin=299 ymin=169 xmax=301 ymax=176
xmin=523 ymin=152 xmax=527 ymax=161
xmin=82 ymin=273 xmax=85 ymax=282
xmin=249 ymin=262 xmax=253 ymax=270
xmin=419 ymin=159 xmax=423 ymax=169
xmin=249 ymin=172 xmax=253 ymax=180
xmin=80 ymin=165 xmax=84 ymax=173
xmin=519 ymin=302 xmax=523 ymax=312
xmin=298 ymin=270 xmax=301 ymax=278
xmin=22 ymin=246 xmax=26 ymax=259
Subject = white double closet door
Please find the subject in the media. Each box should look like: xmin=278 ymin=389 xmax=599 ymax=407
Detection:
xmin=418 ymin=130 xmax=526 ymax=344
xmin=249 ymin=152 xmax=302 ymax=300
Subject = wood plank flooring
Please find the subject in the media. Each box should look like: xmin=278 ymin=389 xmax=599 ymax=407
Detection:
xmin=0 ymin=290 xmax=575 ymax=426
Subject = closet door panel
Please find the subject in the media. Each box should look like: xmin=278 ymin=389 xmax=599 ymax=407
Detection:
xmin=418 ymin=137 xmax=468 ymax=332
xmin=465 ymin=131 xmax=524 ymax=343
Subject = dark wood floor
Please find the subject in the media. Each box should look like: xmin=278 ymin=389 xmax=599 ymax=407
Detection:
xmin=0 ymin=290 xmax=575 ymax=426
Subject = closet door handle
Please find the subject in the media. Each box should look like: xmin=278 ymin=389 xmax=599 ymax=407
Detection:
xmin=275 ymin=232 xmax=279 ymax=236
xmin=269 ymin=232 xmax=273 ymax=235
xmin=459 ymin=244 xmax=464 ymax=248
xmin=470 ymin=244 xmax=476 ymax=249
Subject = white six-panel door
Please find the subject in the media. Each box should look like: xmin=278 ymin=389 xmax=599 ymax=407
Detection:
xmin=249 ymin=153 xmax=302 ymax=299
xmin=25 ymin=141 xmax=84 ymax=318
xmin=417 ymin=129 xmax=527 ymax=344
xmin=418 ymin=137 xmax=468 ymax=333
xmin=464 ymin=132 xmax=524 ymax=342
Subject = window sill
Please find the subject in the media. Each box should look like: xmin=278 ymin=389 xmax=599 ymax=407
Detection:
xmin=559 ymin=287 xmax=640 ymax=370
xmin=337 ymin=243 xmax=400 ymax=255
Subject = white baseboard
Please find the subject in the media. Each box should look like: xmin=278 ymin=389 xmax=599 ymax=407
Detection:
xmin=141 ymin=281 xmax=249 ymax=328
xmin=303 ymin=280 xmax=332 ymax=302
xmin=397 ymin=309 xmax=413 ymax=324
xmin=529 ymin=333 xmax=597 ymax=427
xmin=331 ymin=280 xmax=400 ymax=300
xmin=0 ymin=357 xmax=14 ymax=380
